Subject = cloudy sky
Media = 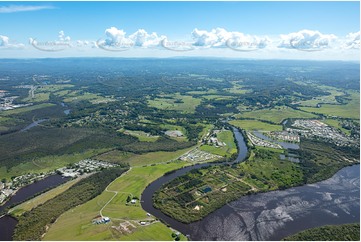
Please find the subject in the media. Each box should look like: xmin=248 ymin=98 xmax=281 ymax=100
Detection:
xmin=0 ymin=1 xmax=359 ymax=60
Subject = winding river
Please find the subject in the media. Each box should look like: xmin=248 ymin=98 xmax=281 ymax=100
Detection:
xmin=141 ymin=128 xmax=360 ymax=240
xmin=0 ymin=175 xmax=69 ymax=241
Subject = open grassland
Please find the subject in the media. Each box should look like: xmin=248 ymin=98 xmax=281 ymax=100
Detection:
xmin=148 ymin=93 xmax=201 ymax=113
xmin=23 ymin=92 xmax=50 ymax=103
xmin=10 ymin=177 xmax=84 ymax=217
xmin=0 ymin=103 xmax=55 ymax=116
xmin=298 ymin=89 xmax=345 ymax=106
xmin=121 ymin=130 xmax=159 ymax=142
xmin=237 ymin=106 xmax=317 ymax=124
xmin=186 ymin=89 xmax=217 ymax=95
xmin=63 ymin=91 xmax=115 ymax=104
xmin=44 ymin=161 xmax=188 ymax=241
xmin=229 ymin=119 xmax=282 ymax=131
xmin=223 ymin=82 xmax=251 ymax=94
xmin=201 ymin=95 xmax=234 ymax=101
xmin=299 ymin=91 xmax=360 ymax=119
xmin=200 ymin=130 xmax=237 ymax=157
xmin=96 ymin=146 xmax=195 ymax=167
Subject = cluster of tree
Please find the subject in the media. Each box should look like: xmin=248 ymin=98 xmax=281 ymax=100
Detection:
xmin=121 ymin=137 xmax=195 ymax=154
xmin=13 ymin=166 xmax=129 ymax=240
xmin=283 ymin=223 xmax=360 ymax=241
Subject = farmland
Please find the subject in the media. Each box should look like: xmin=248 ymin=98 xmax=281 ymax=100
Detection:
xmin=229 ymin=119 xmax=283 ymax=131
xmin=236 ymin=106 xmax=317 ymax=124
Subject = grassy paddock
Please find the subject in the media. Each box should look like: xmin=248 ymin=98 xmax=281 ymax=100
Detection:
xmin=229 ymin=119 xmax=282 ymax=131
xmin=237 ymin=106 xmax=317 ymax=124
xmin=148 ymin=93 xmax=201 ymax=113
xmin=96 ymin=147 xmax=194 ymax=167
xmin=299 ymin=91 xmax=359 ymax=119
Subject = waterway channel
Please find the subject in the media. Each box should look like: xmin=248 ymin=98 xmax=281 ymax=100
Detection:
xmin=0 ymin=174 xmax=69 ymax=241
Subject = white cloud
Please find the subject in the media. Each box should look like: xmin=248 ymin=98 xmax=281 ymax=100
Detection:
xmin=0 ymin=5 xmax=54 ymax=13
xmin=104 ymin=27 xmax=127 ymax=46
xmin=0 ymin=35 xmax=24 ymax=49
xmin=58 ymin=31 xmax=71 ymax=42
xmin=279 ymin=29 xmax=337 ymax=50
xmin=342 ymin=31 xmax=360 ymax=49
xmin=0 ymin=35 xmax=9 ymax=46
xmin=129 ymin=29 xmax=165 ymax=47
xmin=101 ymin=27 xmax=165 ymax=48
xmin=191 ymin=28 xmax=270 ymax=50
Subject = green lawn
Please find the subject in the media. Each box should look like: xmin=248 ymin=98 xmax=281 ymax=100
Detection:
xmin=299 ymin=91 xmax=359 ymax=119
xmin=237 ymin=106 xmax=317 ymax=124
xmin=148 ymin=93 xmax=201 ymax=113
xmin=44 ymin=161 xmax=189 ymax=241
xmin=230 ymin=119 xmax=282 ymax=131
xmin=96 ymin=147 xmax=195 ymax=167
xmin=200 ymin=130 xmax=237 ymax=157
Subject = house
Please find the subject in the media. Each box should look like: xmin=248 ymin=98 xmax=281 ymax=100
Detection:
xmin=140 ymin=221 xmax=146 ymax=225
xmin=131 ymin=199 xmax=137 ymax=204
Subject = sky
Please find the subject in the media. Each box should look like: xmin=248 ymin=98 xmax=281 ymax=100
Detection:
xmin=0 ymin=1 xmax=359 ymax=60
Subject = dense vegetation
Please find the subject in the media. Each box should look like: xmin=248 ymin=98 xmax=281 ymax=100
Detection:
xmin=13 ymin=166 xmax=128 ymax=240
xmin=283 ymin=223 xmax=360 ymax=241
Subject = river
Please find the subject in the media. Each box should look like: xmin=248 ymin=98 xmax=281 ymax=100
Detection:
xmin=0 ymin=174 xmax=69 ymax=241
xmin=141 ymin=128 xmax=360 ymax=240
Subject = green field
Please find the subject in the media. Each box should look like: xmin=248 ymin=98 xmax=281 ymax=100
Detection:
xmin=299 ymin=91 xmax=360 ymax=119
xmin=223 ymin=82 xmax=251 ymax=94
xmin=23 ymin=92 xmax=50 ymax=103
xmin=298 ymin=89 xmax=345 ymax=107
xmin=96 ymin=146 xmax=195 ymax=167
xmin=237 ymin=106 xmax=318 ymax=124
xmin=0 ymin=103 xmax=55 ymax=116
xmin=200 ymin=130 xmax=237 ymax=157
xmin=230 ymin=119 xmax=282 ymax=131
xmin=63 ymin=91 xmax=115 ymax=104
xmin=148 ymin=93 xmax=201 ymax=113
xmin=122 ymin=130 xmax=159 ymax=142
xmin=44 ymin=161 xmax=189 ymax=241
